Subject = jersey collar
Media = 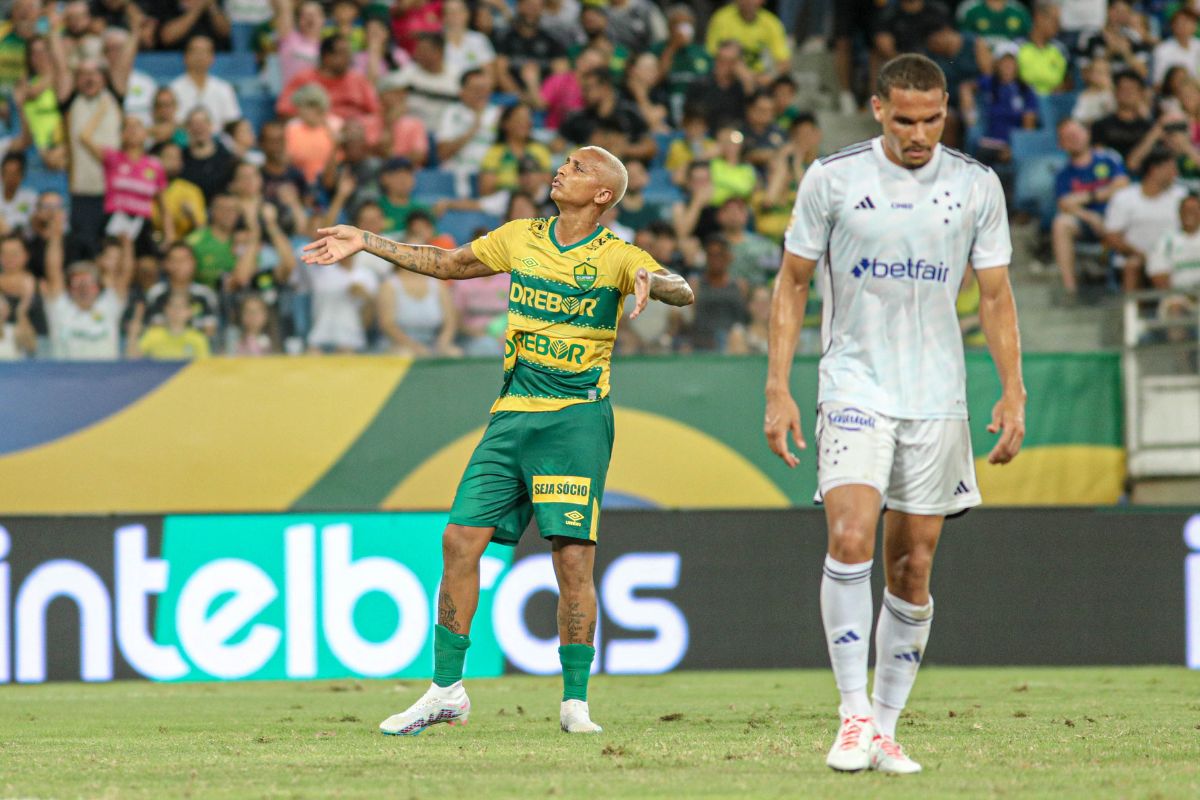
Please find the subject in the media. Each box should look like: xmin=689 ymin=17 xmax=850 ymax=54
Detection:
xmin=548 ymin=217 xmax=603 ymax=253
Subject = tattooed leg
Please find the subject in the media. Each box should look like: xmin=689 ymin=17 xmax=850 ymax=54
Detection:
xmin=551 ymin=539 xmax=597 ymax=645
xmin=438 ymin=524 xmax=494 ymax=635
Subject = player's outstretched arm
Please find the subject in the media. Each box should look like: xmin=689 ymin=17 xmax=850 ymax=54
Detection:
xmin=976 ymin=266 xmax=1027 ymax=465
xmin=764 ymin=251 xmax=816 ymax=468
xmin=629 ymin=268 xmax=693 ymax=320
xmin=302 ymin=225 xmax=497 ymax=280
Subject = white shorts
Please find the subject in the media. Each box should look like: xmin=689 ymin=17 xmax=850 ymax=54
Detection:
xmin=814 ymin=402 xmax=981 ymax=516
xmin=105 ymin=212 xmax=145 ymax=238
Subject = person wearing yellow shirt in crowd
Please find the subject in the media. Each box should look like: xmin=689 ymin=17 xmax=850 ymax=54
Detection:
xmin=705 ymin=0 xmax=791 ymax=84
xmin=710 ymin=126 xmax=757 ymax=206
xmin=1017 ymin=1 xmax=1069 ymax=95
xmin=128 ymin=291 xmax=211 ymax=360
xmin=152 ymin=141 xmax=207 ymax=241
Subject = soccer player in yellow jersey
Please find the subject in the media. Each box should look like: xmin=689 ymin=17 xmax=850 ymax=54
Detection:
xmin=303 ymin=146 xmax=694 ymax=735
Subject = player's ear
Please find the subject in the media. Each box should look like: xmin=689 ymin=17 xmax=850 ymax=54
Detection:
xmin=870 ymin=95 xmax=884 ymax=123
xmin=595 ymin=186 xmax=614 ymax=208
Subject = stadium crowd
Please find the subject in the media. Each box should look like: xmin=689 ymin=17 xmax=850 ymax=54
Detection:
xmin=0 ymin=0 xmax=1195 ymax=361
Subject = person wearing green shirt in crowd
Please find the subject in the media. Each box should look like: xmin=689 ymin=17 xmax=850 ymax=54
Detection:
xmin=710 ymin=126 xmax=757 ymax=207
xmin=652 ymin=4 xmax=713 ymax=123
xmin=957 ymin=0 xmax=1031 ymax=48
xmin=185 ymin=193 xmax=239 ymax=290
xmin=376 ymin=157 xmax=428 ymax=234
xmin=1017 ymin=1 xmax=1069 ymax=96
xmin=567 ymin=4 xmax=631 ymax=80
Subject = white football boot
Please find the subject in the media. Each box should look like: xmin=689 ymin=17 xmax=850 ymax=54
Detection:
xmin=560 ymin=699 xmax=603 ymax=733
xmin=825 ymin=711 xmax=876 ymax=772
xmin=379 ymin=681 xmax=470 ymax=736
xmin=870 ymin=733 xmax=923 ymax=774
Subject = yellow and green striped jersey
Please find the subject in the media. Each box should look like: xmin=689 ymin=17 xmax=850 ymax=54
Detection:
xmin=470 ymin=216 xmax=659 ymax=413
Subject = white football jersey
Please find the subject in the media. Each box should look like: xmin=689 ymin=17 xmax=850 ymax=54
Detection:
xmin=785 ymin=137 xmax=1011 ymax=419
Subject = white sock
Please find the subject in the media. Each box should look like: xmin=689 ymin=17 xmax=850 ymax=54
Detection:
xmin=872 ymin=589 xmax=933 ymax=738
xmin=820 ymin=554 xmax=874 ymax=718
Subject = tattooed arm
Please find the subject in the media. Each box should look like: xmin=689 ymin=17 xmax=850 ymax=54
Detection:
xmin=302 ymin=225 xmax=498 ymax=280
xmin=628 ymin=268 xmax=694 ymax=320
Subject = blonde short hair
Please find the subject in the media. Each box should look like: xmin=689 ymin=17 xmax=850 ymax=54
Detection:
xmin=580 ymin=145 xmax=628 ymax=210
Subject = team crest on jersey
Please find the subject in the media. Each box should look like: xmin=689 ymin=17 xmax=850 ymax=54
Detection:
xmin=573 ymin=263 xmax=597 ymax=289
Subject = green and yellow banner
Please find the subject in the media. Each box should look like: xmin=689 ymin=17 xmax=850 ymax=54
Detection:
xmin=0 ymin=353 xmax=1124 ymax=514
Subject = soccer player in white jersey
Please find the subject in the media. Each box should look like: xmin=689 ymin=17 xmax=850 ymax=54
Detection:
xmin=764 ymin=54 xmax=1026 ymax=774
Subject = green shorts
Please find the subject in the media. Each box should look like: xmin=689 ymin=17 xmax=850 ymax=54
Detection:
xmin=448 ymin=398 xmax=615 ymax=546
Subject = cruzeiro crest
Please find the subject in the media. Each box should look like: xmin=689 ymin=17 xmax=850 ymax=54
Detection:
xmin=573 ymin=263 xmax=597 ymax=290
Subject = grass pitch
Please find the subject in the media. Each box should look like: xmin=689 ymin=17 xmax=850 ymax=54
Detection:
xmin=2 ymin=667 xmax=1198 ymax=799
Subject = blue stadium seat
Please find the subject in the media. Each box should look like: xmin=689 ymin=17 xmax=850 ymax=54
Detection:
xmin=135 ymin=51 xmax=184 ymax=77
xmin=643 ymin=168 xmax=682 ymax=204
xmin=414 ymin=169 xmax=456 ymax=202
xmin=490 ymin=92 xmax=520 ymax=108
xmin=651 ymin=131 xmax=681 ymax=169
xmin=1038 ymin=92 xmax=1079 ymax=130
xmin=438 ymin=210 xmax=501 ymax=245
xmin=231 ymin=22 xmax=257 ymax=53
xmin=1014 ymin=153 xmax=1067 ymax=230
xmin=1010 ymin=128 xmax=1059 ymax=161
xmin=239 ymin=95 xmax=276 ymax=130
xmin=26 ymin=168 xmax=68 ymax=196
xmin=212 ymin=52 xmax=258 ymax=80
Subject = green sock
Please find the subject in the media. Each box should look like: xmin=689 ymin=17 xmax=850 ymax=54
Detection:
xmin=559 ymin=644 xmax=595 ymax=701
xmin=433 ymin=624 xmax=471 ymax=688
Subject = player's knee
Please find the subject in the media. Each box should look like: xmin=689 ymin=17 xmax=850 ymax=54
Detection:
xmin=889 ymin=547 xmax=935 ymax=594
xmin=827 ymin=519 xmax=875 ymax=561
xmin=442 ymin=524 xmax=489 ymax=569
xmin=553 ymin=542 xmax=596 ymax=593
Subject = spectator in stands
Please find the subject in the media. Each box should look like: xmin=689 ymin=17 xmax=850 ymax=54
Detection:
xmin=571 ymin=6 xmax=632 ymax=78
xmin=279 ymin=35 xmax=382 ymax=144
xmin=710 ymin=126 xmax=757 ymax=207
xmin=478 ymin=104 xmax=552 ymax=196
xmin=716 ymin=196 xmax=779 ymax=287
xmin=306 ymin=235 xmax=378 ymax=354
xmin=926 ymin=22 xmax=988 ymax=149
xmin=1147 ymin=193 xmax=1200 ymax=333
xmin=665 ymin=109 xmax=719 ymax=183
xmin=875 ymin=0 xmax=951 ymax=62
xmin=224 ymin=118 xmax=264 ymax=167
xmin=1071 ymin=57 xmax=1116 ymax=127
xmin=614 ymin=158 xmax=665 ymax=232
xmin=1156 ymin=66 xmax=1192 ymax=119
xmin=1074 ymin=0 xmax=1149 ymax=83
xmin=153 ymin=141 xmax=206 ymax=241
xmin=620 ymin=221 xmax=685 ymax=354
xmin=319 ymin=118 xmax=376 ymax=211
xmin=147 ymin=86 xmax=185 ymax=147
xmin=273 ymin=0 xmax=325 ymax=87
xmin=258 ymin=119 xmax=309 ymax=219
xmin=1058 ymin=0 xmax=1105 ymax=39
xmin=376 ymin=157 xmax=427 ymax=234
xmin=1017 ymin=1 xmax=1069 ymax=96
xmin=22 ymin=191 xmax=89 ymax=280
xmin=0 ymin=233 xmax=42 ymax=355
xmin=0 ymin=0 xmax=40 ymax=95
xmin=1153 ymin=7 xmax=1200 ymax=87
xmin=832 ymin=0 xmax=876 ymax=113
xmin=145 ymin=241 xmax=219 ymax=336
xmin=685 ymin=39 xmax=753 ymax=133
xmin=741 ymin=89 xmax=787 ymax=173
xmin=493 ymin=0 xmax=569 ymax=98
xmin=726 ymin=284 xmax=771 ymax=355
xmin=104 ymin=28 xmax=156 ymax=124
xmin=537 ymin=47 xmax=604 ymax=132
xmin=14 ymin=35 xmax=68 ymax=171
xmin=673 ymin=159 xmax=717 ymax=244
xmin=443 ymin=0 xmax=495 ymax=80
xmin=606 ymin=0 xmax=666 ymax=54
xmin=128 ymin=289 xmax=210 ymax=359
xmin=231 ymin=293 xmax=276 ymax=355
xmin=80 ymin=114 xmax=169 ymax=250
xmin=706 ymin=0 xmax=790 ymax=83
xmin=560 ymin=67 xmax=656 ymax=161
xmin=185 ymin=192 xmax=239 ymax=290
xmin=759 ymin=113 xmax=820 ymax=241
xmin=389 ymin=32 xmax=461 ymax=132
xmin=51 ymin=14 xmax=136 ymax=255
xmin=653 ymin=5 xmax=713 ymax=125
xmin=622 ymin=52 xmax=671 ymax=135
xmin=229 ymin=199 xmax=296 ymax=309
xmin=1092 ymin=71 xmax=1154 ymax=168
xmin=1104 ymin=149 xmax=1188 ymax=291
xmin=60 ymin=1 xmax=103 ymax=69
xmin=42 ymin=219 xmax=131 ymax=360
xmin=390 ymin=0 xmax=442 ymax=55
xmin=956 ymin=0 xmax=1031 ymax=47
xmin=0 ymin=153 xmax=37 ymax=232
xmin=283 ymin=83 xmax=338 ymax=185
xmin=344 ymin=200 xmax=395 ymax=281
xmin=375 ymin=212 xmax=461 ymax=358
xmin=1052 ymin=119 xmax=1129 ymax=301
xmin=976 ymin=45 xmax=1038 ymax=169
xmin=436 ymin=68 xmax=502 ymax=197
xmin=150 ymin=0 xmax=232 ymax=51
xmin=181 ymin=106 xmax=237 ymax=201
xmin=169 ymin=35 xmax=240 ymax=130
xmin=685 ymin=233 xmax=747 ymax=352
xmin=377 ymin=74 xmax=430 ymax=166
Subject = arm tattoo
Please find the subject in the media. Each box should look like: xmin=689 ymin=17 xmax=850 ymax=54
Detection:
xmin=437 ymin=586 xmax=461 ymax=634
xmin=362 ymin=231 xmax=491 ymax=280
xmin=649 ymin=270 xmax=695 ymax=307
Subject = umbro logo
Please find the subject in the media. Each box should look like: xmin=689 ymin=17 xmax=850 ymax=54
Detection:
xmin=953 ymin=481 xmax=971 ymax=496
xmin=895 ymin=649 xmax=922 ymax=663
xmin=854 ymin=196 xmax=876 ymax=210
xmin=832 ymin=631 xmax=861 ymax=645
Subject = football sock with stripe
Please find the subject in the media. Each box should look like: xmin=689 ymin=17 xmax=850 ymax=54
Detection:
xmin=559 ymin=644 xmax=595 ymax=701
xmin=872 ymin=589 xmax=934 ymax=738
xmin=820 ymin=554 xmax=874 ymax=718
xmin=433 ymin=624 xmax=471 ymax=688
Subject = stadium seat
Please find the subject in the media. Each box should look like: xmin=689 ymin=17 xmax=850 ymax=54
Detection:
xmin=231 ymin=22 xmax=257 ymax=53
xmin=414 ymin=169 xmax=456 ymax=202
xmin=490 ymin=92 xmax=521 ymax=108
xmin=135 ymin=51 xmax=184 ymax=77
xmin=1014 ymin=153 xmax=1067 ymax=229
xmin=1010 ymin=128 xmax=1059 ymax=162
xmin=1038 ymin=92 xmax=1079 ymax=130
xmin=643 ymin=168 xmax=682 ymax=204
xmin=213 ymin=52 xmax=259 ymax=80
xmin=239 ymin=95 xmax=276 ymax=130
xmin=25 ymin=168 xmax=68 ymax=196
xmin=438 ymin=210 xmax=501 ymax=244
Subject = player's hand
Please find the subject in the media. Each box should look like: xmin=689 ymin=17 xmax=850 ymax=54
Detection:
xmin=764 ymin=391 xmax=805 ymax=468
xmin=629 ymin=268 xmax=651 ymax=320
xmin=303 ymin=225 xmax=365 ymax=265
xmin=986 ymin=392 xmax=1026 ymax=465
